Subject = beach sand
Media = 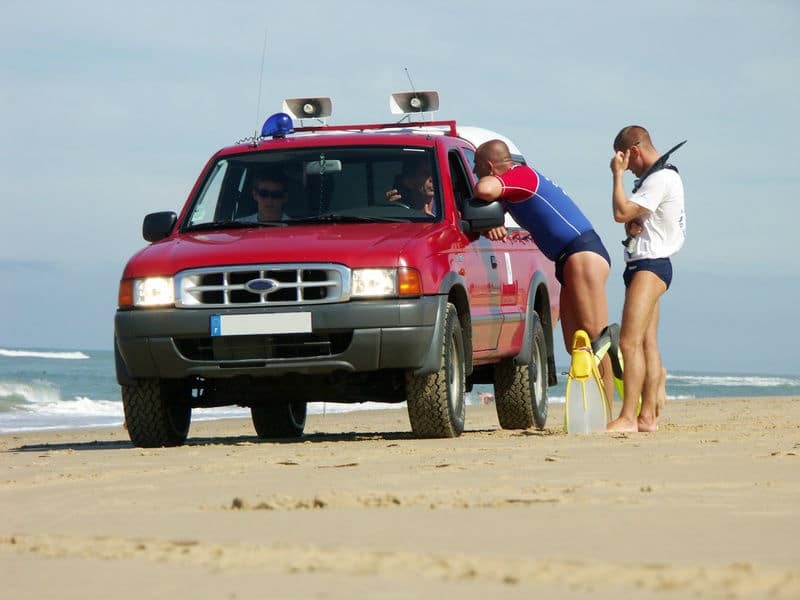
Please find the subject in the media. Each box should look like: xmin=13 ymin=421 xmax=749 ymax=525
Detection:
xmin=2 ymin=396 xmax=798 ymax=599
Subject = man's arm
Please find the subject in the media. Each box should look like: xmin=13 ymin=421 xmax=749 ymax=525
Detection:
xmin=472 ymin=176 xmax=506 ymax=239
xmin=474 ymin=175 xmax=502 ymax=201
xmin=610 ymin=150 xmax=650 ymax=223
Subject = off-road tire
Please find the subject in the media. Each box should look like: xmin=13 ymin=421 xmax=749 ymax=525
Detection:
xmin=251 ymin=400 xmax=307 ymax=439
xmin=405 ymin=303 xmax=466 ymax=438
xmin=122 ymin=379 xmax=191 ymax=447
xmin=494 ymin=315 xmax=549 ymax=429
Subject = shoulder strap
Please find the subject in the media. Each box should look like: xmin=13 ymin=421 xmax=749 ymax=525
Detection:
xmin=632 ymin=140 xmax=686 ymax=193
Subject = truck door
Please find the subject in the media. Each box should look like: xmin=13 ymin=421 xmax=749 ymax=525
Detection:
xmin=447 ymin=149 xmax=502 ymax=351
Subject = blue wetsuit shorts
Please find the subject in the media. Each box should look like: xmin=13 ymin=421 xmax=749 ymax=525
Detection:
xmin=554 ymin=229 xmax=611 ymax=285
xmin=623 ymin=257 xmax=673 ymax=289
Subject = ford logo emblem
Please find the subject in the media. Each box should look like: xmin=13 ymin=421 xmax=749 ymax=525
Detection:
xmin=245 ymin=278 xmax=279 ymax=294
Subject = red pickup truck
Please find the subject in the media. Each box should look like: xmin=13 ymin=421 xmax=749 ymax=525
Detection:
xmin=114 ymin=95 xmax=560 ymax=447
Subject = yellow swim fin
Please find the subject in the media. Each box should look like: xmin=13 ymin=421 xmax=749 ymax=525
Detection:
xmin=591 ymin=324 xmax=641 ymax=414
xmin=564 ymin=330 xmax=609 ymax=434
xmin=591 ymin=324 xmax=625 ymax=402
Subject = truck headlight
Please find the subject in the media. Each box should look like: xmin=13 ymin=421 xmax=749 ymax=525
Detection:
xmin=118 ymin=277 xmax=175 ymax=308
xmin=351 ymin=267 xmax=421 ymax=298
xmin=352 ymin=269 xmax=396 ymax=298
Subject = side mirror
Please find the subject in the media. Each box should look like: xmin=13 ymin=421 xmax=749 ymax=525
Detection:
xmin=460 ymin=198 xmax=504 ymax=235
xmin=142 ymin=211 xmax=177 ymax=242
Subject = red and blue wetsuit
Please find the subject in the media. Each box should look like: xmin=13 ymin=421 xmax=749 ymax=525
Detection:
xmin=496 ymin=165 xmax=593 ymax=261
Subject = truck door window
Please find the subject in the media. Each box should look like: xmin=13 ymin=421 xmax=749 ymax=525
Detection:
xmin=448 ymin=150 xmax=474 ymax=213
xmin=461 ymin=148 xmax=477 ymax=183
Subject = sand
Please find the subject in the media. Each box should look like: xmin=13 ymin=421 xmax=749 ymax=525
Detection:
xmin=1 ymin=396 xmax=798 ymax=599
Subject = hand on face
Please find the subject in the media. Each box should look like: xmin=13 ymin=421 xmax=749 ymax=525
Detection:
xmin=610 ymin=150 xmax=630 ymax=175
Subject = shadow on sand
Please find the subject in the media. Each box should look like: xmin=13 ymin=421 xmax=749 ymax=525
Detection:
xmin=6 ymin=426 xmax=528 ymax=453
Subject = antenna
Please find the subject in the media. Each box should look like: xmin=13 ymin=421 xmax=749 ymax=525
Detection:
xmin=404 ymin=68 xmax=418 ymax=99
xmin=253 ymin=28 xmax=268 ymax=140
xmin=403 ymin=67 xmax=424 ymax=121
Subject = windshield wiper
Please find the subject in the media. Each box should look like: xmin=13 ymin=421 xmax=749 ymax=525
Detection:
xmin=184 ymin=220 xmax=286 ymax=232
xmin=246 ymin=220 xmax=288 ymax=227
xmin=287 ymin=213 xmax=407 ymax=224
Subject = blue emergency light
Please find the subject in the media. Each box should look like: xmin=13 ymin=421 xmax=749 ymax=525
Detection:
xmin=261 ymin=112 xmax=294 ymax=138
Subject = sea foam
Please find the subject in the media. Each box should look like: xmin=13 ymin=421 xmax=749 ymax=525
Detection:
xmin=0 ymin=348 xmax=90 ymax=360
xmin=668 ymin=373 xmax=799 ymax=387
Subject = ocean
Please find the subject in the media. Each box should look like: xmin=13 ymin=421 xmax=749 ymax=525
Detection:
xmin=1 ymin=347 xmax=798 ymax=435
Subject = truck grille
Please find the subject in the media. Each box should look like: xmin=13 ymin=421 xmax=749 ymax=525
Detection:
xmin=174 ymin=332 xmax=353 ymax=361
xmin=175 ymin=264 xmax=350 ymax=308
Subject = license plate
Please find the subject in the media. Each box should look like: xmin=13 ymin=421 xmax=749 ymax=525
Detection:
xmin=210 ymin=313 xmax=312 ymax=336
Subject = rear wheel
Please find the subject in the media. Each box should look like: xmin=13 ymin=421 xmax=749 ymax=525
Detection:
xmin=122 ymin=379 xmax=191 ymax=447
xmin=251 ymin=400 xmax=307 ymax=439
xmin=494 ymin=315 xmax=549 ymax=429
xmin=405 ymin=303 xmax=466 ymax=438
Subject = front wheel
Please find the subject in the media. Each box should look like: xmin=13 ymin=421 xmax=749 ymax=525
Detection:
xmin=405 ymin=303 xmax=466 ymax=438
xmin=122 ymin=379 xmax=191 ymax=447
xmin=251 ymin=400 xmax=307 ymax=439
xmin=493 ymin=314 xmax=549 ymax=430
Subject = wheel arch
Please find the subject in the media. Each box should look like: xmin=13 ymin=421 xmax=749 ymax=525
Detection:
xmin=515 ymin=270 xmax=558 ymax=386
xmin=412 ymin=272 xmax=473 ymax=377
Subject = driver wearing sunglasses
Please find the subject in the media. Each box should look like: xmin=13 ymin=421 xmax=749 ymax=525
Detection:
xmin=241 ymin=170 xmax=290 ymax=222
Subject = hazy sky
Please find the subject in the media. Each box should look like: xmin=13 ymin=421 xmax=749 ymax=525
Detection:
xmin=1 ymin=1 xmax=797 ymax=374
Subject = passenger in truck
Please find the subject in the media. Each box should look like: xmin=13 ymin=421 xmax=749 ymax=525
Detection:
xmin=385 ymin=158 xmax=436 ymax=215
xmin=241 ymin=170 xmax=291 ymax=222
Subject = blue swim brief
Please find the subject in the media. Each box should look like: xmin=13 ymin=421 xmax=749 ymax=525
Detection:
xmin=623 ymin=257 xmax=673 ymax=289
xmin=554 ymin=229 xmax=611 ymax=285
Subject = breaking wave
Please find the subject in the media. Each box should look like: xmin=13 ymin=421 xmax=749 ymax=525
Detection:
xmin=0 ymin=380 xmax=61 ymax=408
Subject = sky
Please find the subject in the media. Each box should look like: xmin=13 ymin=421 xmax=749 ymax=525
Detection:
xmin=1 ymin=0 xmax=797 ymax=375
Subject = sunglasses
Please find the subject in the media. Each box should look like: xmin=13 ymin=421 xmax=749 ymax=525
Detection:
xmin=255 ymin=188 xmax=287 ymax=199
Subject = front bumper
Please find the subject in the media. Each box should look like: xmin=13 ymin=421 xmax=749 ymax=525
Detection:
xmin=114 ymin=295 xmax=444 ymax=383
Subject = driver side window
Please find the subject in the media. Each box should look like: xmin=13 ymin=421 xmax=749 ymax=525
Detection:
xmin=448 ymin=150 xmax=474 ymax=213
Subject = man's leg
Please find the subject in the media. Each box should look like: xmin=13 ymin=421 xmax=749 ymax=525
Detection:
xmin=639 ymin=300 xmax=662 ymax=432
xmin=559 ymin=285 xmax=577 ymax=352
xmin=657 ymin=366 xmax=667 ymax=417
xmin=561 ymin=251 xmax=613 ymax=407
xmin=607 ymin=271 xmax=665 ymax=432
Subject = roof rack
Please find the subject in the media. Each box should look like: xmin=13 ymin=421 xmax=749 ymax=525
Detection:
xmin=293 ymin=120 xmax=457 ymax=137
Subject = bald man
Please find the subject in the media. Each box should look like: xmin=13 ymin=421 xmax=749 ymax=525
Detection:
xmin=473 ymin=140 xmax=613 ymax=405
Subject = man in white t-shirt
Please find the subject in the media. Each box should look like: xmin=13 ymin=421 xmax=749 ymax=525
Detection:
xmin=608 ymin=126 xmax=686 ymax=433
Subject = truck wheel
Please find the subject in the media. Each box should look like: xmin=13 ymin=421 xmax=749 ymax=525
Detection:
xmin=122 ymin=379 xmax=191 ymax=447
xmin=494 ymin=314 xmax=549 ymax=430
xmin=405 ymin=303 xmax=466 ymax=438
xmin=251 ymin=400 xmax=307 ymax=439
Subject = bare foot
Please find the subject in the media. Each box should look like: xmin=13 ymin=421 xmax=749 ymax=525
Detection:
xmin=638 ymin=415 xmax=658 ymax=432
xmin=606 ymin=416 xmax=638 ymax=433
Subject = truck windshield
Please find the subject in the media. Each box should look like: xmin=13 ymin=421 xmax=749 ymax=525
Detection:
xmin=184 ymin=146 xmax=440 ymax=230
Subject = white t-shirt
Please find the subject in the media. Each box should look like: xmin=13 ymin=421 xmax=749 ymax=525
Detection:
xmin=626 ymin=168 xmax=686 ymax=261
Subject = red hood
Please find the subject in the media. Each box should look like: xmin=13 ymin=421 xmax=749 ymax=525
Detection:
xmin=122 ymin=222 xmax=443 ymax=278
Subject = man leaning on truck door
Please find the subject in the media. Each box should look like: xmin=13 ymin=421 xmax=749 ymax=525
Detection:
xmin=472 ymin=139 xmax=614 ymax=406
